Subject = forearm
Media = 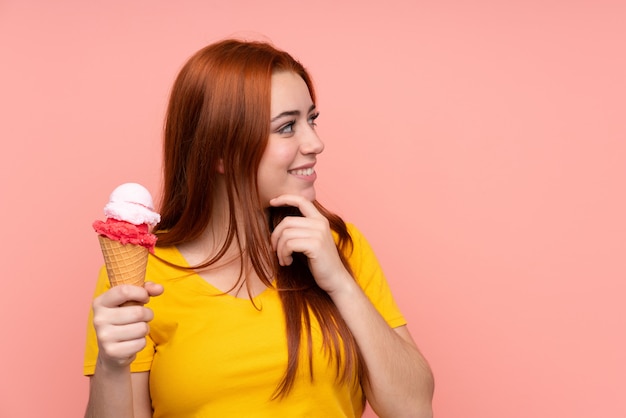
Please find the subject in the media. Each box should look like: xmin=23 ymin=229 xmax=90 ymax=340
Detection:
xmin=329 ymin=276 xmax=434 ymax=418
xmin=85 ymin=359 xmax=134 ymax=418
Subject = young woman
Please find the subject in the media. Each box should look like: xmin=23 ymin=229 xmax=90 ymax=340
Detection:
xmin=84 ymin=39 xmax=434 ymax=418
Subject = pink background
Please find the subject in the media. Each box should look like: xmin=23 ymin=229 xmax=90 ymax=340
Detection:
xmin=1 ymin=1 xmax=624 ymax=417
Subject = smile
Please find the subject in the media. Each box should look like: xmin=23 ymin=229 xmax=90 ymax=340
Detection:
xmin=289 ymin=167 xmax=315 ymax=176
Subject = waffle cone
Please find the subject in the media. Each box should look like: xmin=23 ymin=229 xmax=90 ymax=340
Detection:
xmin=97 ymin=235 xmax=148 ymax=287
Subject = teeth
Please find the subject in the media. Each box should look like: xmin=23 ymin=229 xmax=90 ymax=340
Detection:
xmin=290 ymin=167 xmax=314 ymax=176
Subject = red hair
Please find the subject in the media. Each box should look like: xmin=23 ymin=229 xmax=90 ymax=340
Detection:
xmin=156 ymin=39 xmax=363 ymax=397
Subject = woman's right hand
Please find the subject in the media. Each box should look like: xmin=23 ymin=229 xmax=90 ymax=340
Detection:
xmin=92 ymin=282 xmax=164 ymax=370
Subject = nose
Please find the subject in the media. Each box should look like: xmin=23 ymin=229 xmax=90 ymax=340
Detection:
xmin=300 ymin=127 xmax=324 ymax=155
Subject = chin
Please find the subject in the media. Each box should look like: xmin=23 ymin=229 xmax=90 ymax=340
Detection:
xmin=299 ymin=189 xmax=316 ymax=202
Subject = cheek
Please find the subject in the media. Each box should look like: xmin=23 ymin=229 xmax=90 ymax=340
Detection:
xmin=262 ymin=142 xmax=296 ymax=169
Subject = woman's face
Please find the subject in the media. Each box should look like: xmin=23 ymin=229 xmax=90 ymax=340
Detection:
xmin=257 ymin=71 xmax=324 ymax=207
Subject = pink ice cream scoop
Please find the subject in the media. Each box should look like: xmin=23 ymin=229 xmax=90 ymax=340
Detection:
xmin=92 ymin=183 xmax=160 ymax=252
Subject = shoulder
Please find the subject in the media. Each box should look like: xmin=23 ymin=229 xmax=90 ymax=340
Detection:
xmin=332 ymin=221 xmax=365 ymax=246
xmin=345 ymin=222 xmax=366 ymax=244
xmin=341 ymin=224 xmax=407 ymax=327
xmin=343 ymin=223 xmax=374 ymax=258
xmin=333 ymin=222 xmax=380 ymax=276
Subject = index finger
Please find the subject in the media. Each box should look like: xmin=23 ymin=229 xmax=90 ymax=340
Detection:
xmin=269 ymin=194 xmax=320 ymax=218
xmin=98 ymin=284 xmax=150 ymax=308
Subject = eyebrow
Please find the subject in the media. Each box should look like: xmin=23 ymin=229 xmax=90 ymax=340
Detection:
xmin=270 ymin=104 xmax=317 ymax=122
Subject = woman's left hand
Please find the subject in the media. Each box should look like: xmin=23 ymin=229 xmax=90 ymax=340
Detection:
xmin=270 ymin=194 xmax=352 ymax=294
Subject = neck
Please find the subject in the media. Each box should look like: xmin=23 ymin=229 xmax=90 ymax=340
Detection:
xmin=175 ymin=178 xmax=272 ymax=298
xmin=178 ymin=177 xmax=259 ymax=269
xmin=177 ymin=178 xmax=233 ymax=265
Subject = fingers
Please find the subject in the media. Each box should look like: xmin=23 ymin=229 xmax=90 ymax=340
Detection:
xmin=269 ymin=195 xmax=321 ymax=218
xmin=99 ymin=339 xmax=148 ymax=366
xmin=92 ymin=310 xmax=151 ymax=368
xmin=269 ymin=194 xmax=350 ymax=293
xmin=94 ymin=317 xmax=150 ymax=351
xmin=145 ymin=281 xmax=164 ymax=297
xmin=93 ymin=301 xmax=154 ymax=326
xmin=98 ymin=284 xmax=150 ymax=307
xmin=271 ymin=217 xmax=326 ymax=266
xmin=92 ymin=284 xmax=161 ymax=369
xmin=96 ymin=283 xmax=163 ymax=308
xmin=269 ymin=198 xmax=333 ymax=268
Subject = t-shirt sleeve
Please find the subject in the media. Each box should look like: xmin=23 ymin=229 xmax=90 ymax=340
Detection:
xmin=83 ymin=265 xmax=156 ymax=376
xmin=344 ymin=224 xmax=407 ymax=329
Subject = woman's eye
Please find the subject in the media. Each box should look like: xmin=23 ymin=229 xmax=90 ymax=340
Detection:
xmin=278 ymin=121 xmax=295 ymax=134
xmin=308 ymin=112 xmax=320 ymax=127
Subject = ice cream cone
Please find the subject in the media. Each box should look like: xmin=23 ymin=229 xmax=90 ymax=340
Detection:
xmin=97 ymin=235 xmax=148 ymax=287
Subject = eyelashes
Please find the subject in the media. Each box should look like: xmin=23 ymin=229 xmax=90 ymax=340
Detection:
xmin=308 ymin=112 xmax=320 ymax=126
xmin=277 ymin=121 xmax=296 ymax=135
xmin=276 ymin=112 xmax=320 ymax=135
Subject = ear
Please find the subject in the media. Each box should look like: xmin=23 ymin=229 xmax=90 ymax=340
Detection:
xmin=216 ymin=158 xmax=225 ymax=174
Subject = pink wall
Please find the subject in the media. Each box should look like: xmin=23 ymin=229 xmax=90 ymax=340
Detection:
xmin=1 ymin=1 xmax=624 ymax=417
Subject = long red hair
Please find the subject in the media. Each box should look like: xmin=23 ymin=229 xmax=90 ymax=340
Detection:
xmin=156 ymin=39 xmax=363 ymax=397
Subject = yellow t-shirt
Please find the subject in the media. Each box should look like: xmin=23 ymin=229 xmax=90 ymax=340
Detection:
xmin=84 ymin=224 xmax=407 ymax=417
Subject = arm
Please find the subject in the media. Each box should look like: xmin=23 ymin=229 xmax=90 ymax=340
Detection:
xmin=270 ymin=195 xmax=434 ymax=417
xmin=84 ymin=283 xmax=163 ymax=418
xmin=86 ymin=370 xmax=152 ymax=418
xmin=328 ymin=277 xmax=434 ymax=417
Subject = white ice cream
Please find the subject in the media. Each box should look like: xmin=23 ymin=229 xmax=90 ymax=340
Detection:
xmin=103 ymin=183 xmax=161 ymax=226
